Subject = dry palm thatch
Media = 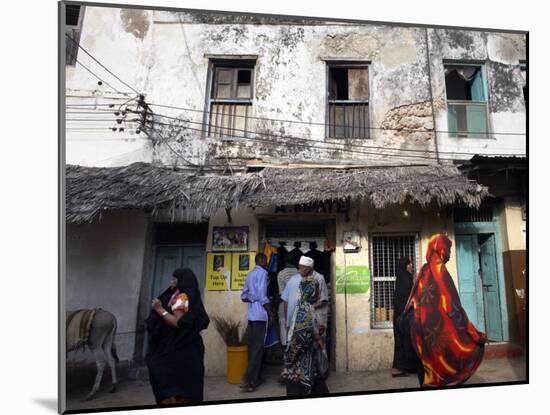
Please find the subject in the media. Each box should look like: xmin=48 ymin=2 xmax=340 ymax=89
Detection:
xmin=211 ymin=315 xmax=248 ymax=347
xmin=66 ymin=162 xmax=488 ymax=223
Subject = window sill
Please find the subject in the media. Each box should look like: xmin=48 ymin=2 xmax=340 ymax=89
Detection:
xmin=212 ymin=136 xmax=247 ymax=142
xmin=449 ymin=134 xmax=497 ymax=140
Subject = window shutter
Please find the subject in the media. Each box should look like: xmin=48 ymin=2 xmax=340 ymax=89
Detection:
xmin=470 ymin=69 xmax=486 ymax=101
xmin=447 ymin=106 xmax=459 ymax=136
xmin=466 ymin=105 xmax=488 ymax=138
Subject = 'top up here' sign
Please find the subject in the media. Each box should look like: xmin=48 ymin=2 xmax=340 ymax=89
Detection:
xmin=335 ymin=266 xmax=370 ymax=294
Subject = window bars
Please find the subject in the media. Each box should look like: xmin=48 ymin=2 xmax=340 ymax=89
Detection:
xmin=369 ymin=233 xmax=419 ymax=329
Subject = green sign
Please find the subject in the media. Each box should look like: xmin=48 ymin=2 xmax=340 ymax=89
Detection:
xmin=335 ymin=266 xmax=370 ymax=294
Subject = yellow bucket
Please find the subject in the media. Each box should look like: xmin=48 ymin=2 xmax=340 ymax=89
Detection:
xmin=226 ymin=346 xmax=248 ymax=384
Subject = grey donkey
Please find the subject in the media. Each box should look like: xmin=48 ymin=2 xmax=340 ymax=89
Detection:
xmin=67 ymin=309 xmax=119 ymax=400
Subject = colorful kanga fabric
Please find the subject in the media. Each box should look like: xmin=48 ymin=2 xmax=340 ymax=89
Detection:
xmin=283 ymin=277 xmax=319 ymax=393
xmin=169 ymin=292 xmax=189 ymax=313
xmin=407 ymin=234 xmax=487 ymax=386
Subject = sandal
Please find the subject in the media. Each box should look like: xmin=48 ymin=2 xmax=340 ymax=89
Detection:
xmin=242 ymin=385 xmax=257 ymax=393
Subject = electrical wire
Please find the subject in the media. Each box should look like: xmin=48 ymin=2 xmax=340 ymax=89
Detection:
xmin=66 ymin=51 xmax=124 ymax=95
xmin=66 ymin=34 xmax=141 ymax=95
xmin=143 ymin=116 xmax=526 ymax=162
xmin=143 ymin=110 xmax=526 ymax=158
xmin=140 ymin=124 xmax=199 ymax=168
xmin=146 ymin=101 xmax=527 ymax=137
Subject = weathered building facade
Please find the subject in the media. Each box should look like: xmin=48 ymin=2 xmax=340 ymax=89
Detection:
xmin=64 ymin=4 xmax=526 ymax=375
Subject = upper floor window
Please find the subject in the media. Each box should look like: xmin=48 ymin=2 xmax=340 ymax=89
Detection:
xmin=65 ymin=5 xmax=84 ymax=66
xmin=207 ymin=61 xmax=255 ymax=138
xmin=520 ymin=60 xmax=527 ymax=106
xmin=327 ymin=64 xmax=369 ymax=139
xmin=445 ymin=64 xmax=489 ymax=138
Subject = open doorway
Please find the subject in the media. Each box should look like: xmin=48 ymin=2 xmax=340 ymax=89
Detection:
xmin=261 ymin=220 xmax=337 ymax=368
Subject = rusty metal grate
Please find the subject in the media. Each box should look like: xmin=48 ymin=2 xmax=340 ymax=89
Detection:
xmin=369 ymin=233 xmax=419 ymax=329
xmin=454 ymin=205 xmax=494 ymax=223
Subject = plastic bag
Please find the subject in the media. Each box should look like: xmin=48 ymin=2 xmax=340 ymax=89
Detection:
xmin=314 ymin=343 xmax=329 ymax=380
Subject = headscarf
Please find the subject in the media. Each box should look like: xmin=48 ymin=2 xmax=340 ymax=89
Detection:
xmin=393 ymin=257 xmax=413 ymax=319
xmin=146 ymin=268 xmax=209 ymax=345
xmin=171 ymin=268 xmax=210 ymax=332
xmin=284 ymin=277 xmax=319 ymax=393
xmin=407 ymin=234 xmax=486 ymax=386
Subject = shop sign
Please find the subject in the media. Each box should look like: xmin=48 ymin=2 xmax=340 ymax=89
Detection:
xmin=212 ymin=226 xmax=249 ymax=252
xmin=231 ymin=252 xmax=256 ymax=290
xmin=205 ymin=253 xmax=232 ymax=290
xmin=335 ymin=265 xmax=370 ymax=294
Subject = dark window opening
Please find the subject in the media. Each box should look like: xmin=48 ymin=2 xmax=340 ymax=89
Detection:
xmin=329 ymin=68 xmax=349 ymax=100
xmin=327 ymin=65 xmax=369 ymax=138
xmin=237 ymin=69 xmax=251 ymax=85
xmin=155 ymin=223 xmax=209 ymax=245
xmin=65 ymin=5 xmax=83 ymax=66
xmin=66 ymin=5 xmax=81 ymax=26
xmin=520 ymin=61 xmax=527 ymax=104
xmin=445 ymin=70 xmax=472 ymax=100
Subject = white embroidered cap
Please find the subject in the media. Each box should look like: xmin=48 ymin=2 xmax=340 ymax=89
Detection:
xmin=298 ymin=256 xmax=314 ymax=267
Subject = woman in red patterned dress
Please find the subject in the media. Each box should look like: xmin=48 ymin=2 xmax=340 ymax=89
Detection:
xmin=405 ymin=234 xmax=486 ymax=387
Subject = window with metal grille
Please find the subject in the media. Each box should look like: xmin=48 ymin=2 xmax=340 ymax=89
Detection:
xmin=369 ymin=233 xmax=419 ymax=329
xmin=454 ymin=205 xmax=494 ymax=223
xmin=65 ymin=5 xmax=84 ymax=66
xmin=207 ymin=61 xmax=255 ymax=138
xmin=327 ymin=64 xmax=370 ymax=139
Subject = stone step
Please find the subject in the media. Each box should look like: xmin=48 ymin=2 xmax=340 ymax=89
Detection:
xmin=484 ymin=342 xmax=524 ymax=359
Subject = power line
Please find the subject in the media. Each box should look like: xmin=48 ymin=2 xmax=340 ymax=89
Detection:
xmin=66 ymin=34 xmax=141 ymax=95
xmin=143 ymin=112 xmax=526 ymax=160
xmin=140 ymin=125 xmax=200 ymax=168
xmin=67 ymin=138 xmax=148 ymax=141
xmin=66 ymin=51 xmax=123 ymax=95
xmin=92 ymin=147 xmax=149 ymax=164
xmin=142 ymin=108 xmax=526 ymax=156
xmin=65 ymin=103 xmax=136 ymax=107
xmin=146 ymin=101 xmax=527 ymax=137
xmin=145 ymin=122 xmax=456 ymax=163
xmin=66 ymin=119 xmax=140 ymax=121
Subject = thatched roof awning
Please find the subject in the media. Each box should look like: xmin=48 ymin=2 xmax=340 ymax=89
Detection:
xmin=66 ymin=162 xmax=488 ymax=223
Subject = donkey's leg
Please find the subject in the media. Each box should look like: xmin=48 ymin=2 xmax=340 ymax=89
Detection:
xmin=85 ymin=347 xmax=106 ymax=401
xmin=103 ymin=331 xmax=117 ymax=393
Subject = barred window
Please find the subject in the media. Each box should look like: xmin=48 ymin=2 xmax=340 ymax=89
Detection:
xmin=207 ymin=61 xmax=255 ymax=138
xmin=454 ymin=205 xmax=494 ymax=223
xmin=369 ymin=233 xmax=419 ymax=329
xmin=327 ymin=63 xmax=370 ymax=139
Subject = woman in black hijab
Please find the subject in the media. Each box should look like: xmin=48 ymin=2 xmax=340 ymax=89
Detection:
xmin=392 ymin=257 xmax=420 ymax=377
xmin=145 ymin=268 xmax=210 ymax=404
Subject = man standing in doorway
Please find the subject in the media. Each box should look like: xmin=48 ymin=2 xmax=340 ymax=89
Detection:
xmin=282 ymin=256 xmax=328 ymax=344
xmin=277 ymin=255 xmax=299 ymax=348
xmin=280 ymin=255 xmax=330 ymax=393
xmin=240 ymin=253 xmax=272 ymax=392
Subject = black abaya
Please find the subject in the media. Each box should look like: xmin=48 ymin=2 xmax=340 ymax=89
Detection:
xmin=145 ymin=269 xmax=210 ymax=404
xmin=392 ymin=257 xmax=421 ymax=372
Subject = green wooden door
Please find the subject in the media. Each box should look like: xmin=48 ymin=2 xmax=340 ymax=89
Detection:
xmin=479 ymin=234 xmax=504 ymax=341
xmin=151 ymin=246 xmax=206 ymax=300
xmin=456 ymin=234 xmax=485 ymax=332
xmin=151 ymin=246 xmax=183 ymax=299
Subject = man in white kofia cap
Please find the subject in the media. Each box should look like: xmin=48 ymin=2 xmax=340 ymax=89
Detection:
xmin=280 ymin=256 xmax=317 ymax=340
